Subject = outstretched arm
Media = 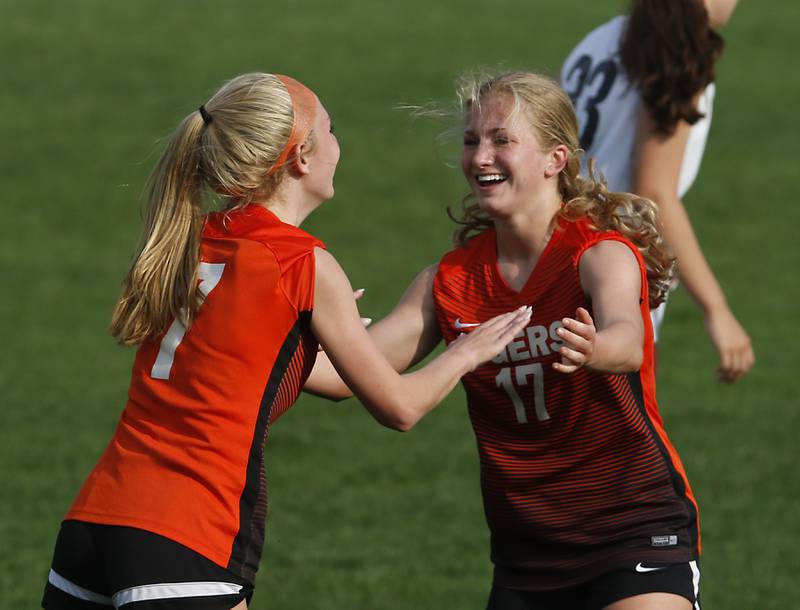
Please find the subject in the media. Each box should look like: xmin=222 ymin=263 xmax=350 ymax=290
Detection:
xmin=308 ymin=248 xmax=531 ymax=430
xmin=554 ymin=240 xmax=644 ymax=374
xmin=304 ymin=264 xmax=442 ymax=399
xmin=634 ymin=109 xmax=754 ymax=382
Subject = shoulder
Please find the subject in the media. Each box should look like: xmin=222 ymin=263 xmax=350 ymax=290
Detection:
xmin=557 ymin=217 xmax=640 ymax=263
xmin=564 ymin=16 xmax=627 ymax=62
xmin=438 ymin=229 xmax=494 ymax=274
xmin=205 ymin=207 xmax=324 ymax=251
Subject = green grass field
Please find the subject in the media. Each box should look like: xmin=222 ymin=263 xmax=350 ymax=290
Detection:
xmin=2 ymin=1 xmax=799 ymax=608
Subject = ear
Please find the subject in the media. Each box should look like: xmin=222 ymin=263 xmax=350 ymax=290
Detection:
xmin=288 ymin=143 xmax=310 ymax=176
xmin=545 ymin=144 xmax=570 ymax=178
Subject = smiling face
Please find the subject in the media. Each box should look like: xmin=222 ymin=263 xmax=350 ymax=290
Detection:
xmin=461 ymin=93 xmax=558 ymax=219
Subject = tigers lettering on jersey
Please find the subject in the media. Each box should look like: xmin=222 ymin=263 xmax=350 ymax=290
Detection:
xmin=491 ymin=321 xmax=564 ymax=364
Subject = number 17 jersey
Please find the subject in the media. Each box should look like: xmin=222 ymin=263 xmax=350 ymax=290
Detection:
xmin=432 ymin=218 xmax=700 ymax=590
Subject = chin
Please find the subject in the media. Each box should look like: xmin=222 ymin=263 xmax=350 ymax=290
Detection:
xmin=477 ymin=196 xmax=509 ymax=218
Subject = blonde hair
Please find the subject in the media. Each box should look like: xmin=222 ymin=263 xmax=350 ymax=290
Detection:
xmin=111 ymin=73 xmax=307 ymax=345
xmin=450 ymin=71 xmax=675 ymax=308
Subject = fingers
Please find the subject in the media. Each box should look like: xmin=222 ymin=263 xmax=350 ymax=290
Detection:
xmin=353 ymin=289 xmax=371 ymax=327
xmin=716 ymin=342 xmax=755 ymax=383
xmin=556 ymin=325 xmax=592 ymax=354
xmin=552 ymin=308 xmax=597 ymax=374
xmin=575 ymin=307 xmax=593 ymax=325
xmin=552 ymin=361 xmax=580 ymax=374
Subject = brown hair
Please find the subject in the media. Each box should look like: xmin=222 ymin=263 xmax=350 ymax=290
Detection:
xmin=111 ymin=73 xmax=311 ymax=345
xmin=450 ymin=71 xmax=675 ymax=307
xmin=620 ymin=0 xmax=724 ymax=135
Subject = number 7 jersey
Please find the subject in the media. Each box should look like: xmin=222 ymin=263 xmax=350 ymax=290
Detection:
xmin=67 ymin=205 xmax=323 ymax=583
xmin=432 ymin=218 xmax=700 ymax=590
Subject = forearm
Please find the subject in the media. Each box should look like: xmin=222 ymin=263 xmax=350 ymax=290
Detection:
xmin=359 ymin=347 xmax=472 ymax=431
xmin=588 ymin=321 xmax=643 ymax=373
xmin=304 ymin=351 xmax=353 ymax=400
xmin=656 ymin=193 xmax=729 ymax=314
xmin=305 ymin=310 xmax=439 ymax=400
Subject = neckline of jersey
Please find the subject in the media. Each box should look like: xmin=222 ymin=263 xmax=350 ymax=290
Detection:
xmin=489 ymin=216 xmax=566 ymax=297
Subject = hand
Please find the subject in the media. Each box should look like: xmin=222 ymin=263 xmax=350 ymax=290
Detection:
xmin=553 ymin=307 xmax=596 ymax=374
xmin=704 ymin=306 xmax=754 ymax=383
xmin=449 ymin=306 xmax=532 ymax=372
xmin=353 ymin=288 xmax=372 ymax=327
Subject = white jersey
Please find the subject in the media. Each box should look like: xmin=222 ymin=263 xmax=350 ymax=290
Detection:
xmin=560 ymin=16 xmax=714 ymax=198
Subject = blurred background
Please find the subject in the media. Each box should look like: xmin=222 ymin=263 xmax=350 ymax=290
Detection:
xmin=1 ymin=0 xmax=798 ymax=608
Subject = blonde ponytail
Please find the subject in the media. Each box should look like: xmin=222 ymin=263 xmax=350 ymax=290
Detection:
xmin=110 ymin=113 xmax=207 ymax=345
xmin=111 ymin=73 xmax=305 ymax=345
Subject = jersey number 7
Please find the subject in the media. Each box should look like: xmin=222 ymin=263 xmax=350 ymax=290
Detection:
xmin=150 ymin=262 xmax=226 ymax=380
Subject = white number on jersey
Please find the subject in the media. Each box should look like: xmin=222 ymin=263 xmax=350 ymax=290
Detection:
xmin=150 ymin=262 xmax=226 ymax=380
xmin=495 ymin=363 xmax=550 ymax=424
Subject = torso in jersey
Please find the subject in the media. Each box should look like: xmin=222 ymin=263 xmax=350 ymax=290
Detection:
xmin=560 ymin=15 xmax=714 ymax=198
xmin=432 ymin=218 xmax=700 ymax=589
xmin=67 ymin=205 xmax=323 ymax=582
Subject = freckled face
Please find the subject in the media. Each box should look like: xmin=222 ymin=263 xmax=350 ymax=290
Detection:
xmin=461 ymin=94 xmax=553 ymax=218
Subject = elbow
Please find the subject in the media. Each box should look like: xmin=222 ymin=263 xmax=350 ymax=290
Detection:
xmin=366 ymin=398 xmax=420 ymax=432
xmin=621 ymin=346 xmax=644 ymax=373
xmin=380 ymin=409 xmax=420 ymax=433
xmin=635 ymin=184 xmax=674 ymax=211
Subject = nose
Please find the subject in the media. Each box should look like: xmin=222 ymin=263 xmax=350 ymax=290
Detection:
xmin=473 ymin=140 xmax=494 ymax=168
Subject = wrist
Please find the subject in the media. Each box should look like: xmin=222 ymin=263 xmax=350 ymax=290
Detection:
xmin=702 ymin=299 xmax=732 ymax=318
xmin=444 ymin=340 xmax=479 ymax=375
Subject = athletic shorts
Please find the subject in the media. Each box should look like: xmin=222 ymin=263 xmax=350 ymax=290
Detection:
xmin=42 ymin=520 xmax=254 ymax=610
xmin=486 ymin=561 xmax=701 ymax=610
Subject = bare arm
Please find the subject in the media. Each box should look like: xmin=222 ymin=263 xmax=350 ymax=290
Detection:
xmin=303 ymin=264 xmax=442 ymax=399
xmin=554 ymin=241 xmax=643 ymax=374
xmin=634 ymin=109 xmax=754 ymax=382
xmin=308 ymin=249 xmax=530 ymax=430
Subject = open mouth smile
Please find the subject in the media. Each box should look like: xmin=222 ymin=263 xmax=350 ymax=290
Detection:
xmin=476 ymin=173 xmax=508 ymax=187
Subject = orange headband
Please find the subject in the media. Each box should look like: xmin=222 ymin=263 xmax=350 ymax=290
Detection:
xmin=266 ymin=74 xmax=318 ymax=177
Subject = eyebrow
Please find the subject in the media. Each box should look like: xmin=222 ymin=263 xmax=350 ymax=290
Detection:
xmin=463 ymin=127 xmax=509 ymax=135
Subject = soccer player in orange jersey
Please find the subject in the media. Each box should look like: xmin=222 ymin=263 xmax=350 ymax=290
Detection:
xmin=41 ymin=73 xmax=531 ymax=610
xmin=307 ymin=73 xmax=703 ymax=609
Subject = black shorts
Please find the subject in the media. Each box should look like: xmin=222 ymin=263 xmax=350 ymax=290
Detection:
xmin=42 ymin=520 xmax=254 ymax=610
xmin=486 ymin=561 xmax=701 ymax=610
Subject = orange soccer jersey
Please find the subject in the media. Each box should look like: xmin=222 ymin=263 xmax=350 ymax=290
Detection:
xmin=67 ymin=206 xmax=322 ymax=581
xmin=433 ymin=218 xmax=700 ymax=590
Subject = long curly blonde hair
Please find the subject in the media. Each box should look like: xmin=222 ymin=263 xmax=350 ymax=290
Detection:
xmin=450 ymin=71 xmax=675 ymax=308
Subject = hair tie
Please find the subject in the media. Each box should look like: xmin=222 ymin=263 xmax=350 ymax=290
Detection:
xmin=198 ymin=105 xmax=214 ymax=126
xmin=266 ymin=75 xmax=318 ymax=177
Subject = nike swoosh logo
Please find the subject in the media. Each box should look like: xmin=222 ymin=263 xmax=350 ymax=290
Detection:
xmin=453 ymin=318 xmax=481 ymax=330
xmin=635 ymin=562 xmax=668 ymax=573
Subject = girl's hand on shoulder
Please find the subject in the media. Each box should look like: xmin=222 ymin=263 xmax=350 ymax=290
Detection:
xmin=449 ymin=306 xmax=532 ymax=372
xmin=553 ymin=307 xmax=596 ymax=373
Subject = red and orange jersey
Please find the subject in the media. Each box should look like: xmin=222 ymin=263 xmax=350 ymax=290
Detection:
xmin=68 ymin=206 xmax=322 ymax=582
xmin=433 ymin=218 xmax=699 ymax=589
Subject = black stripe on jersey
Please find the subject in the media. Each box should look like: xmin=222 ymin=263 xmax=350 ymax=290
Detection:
xmin=626 ymin=372 xmax=700 ymax=554
xmin=228 ymin=310 xmax=312 ymax=582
